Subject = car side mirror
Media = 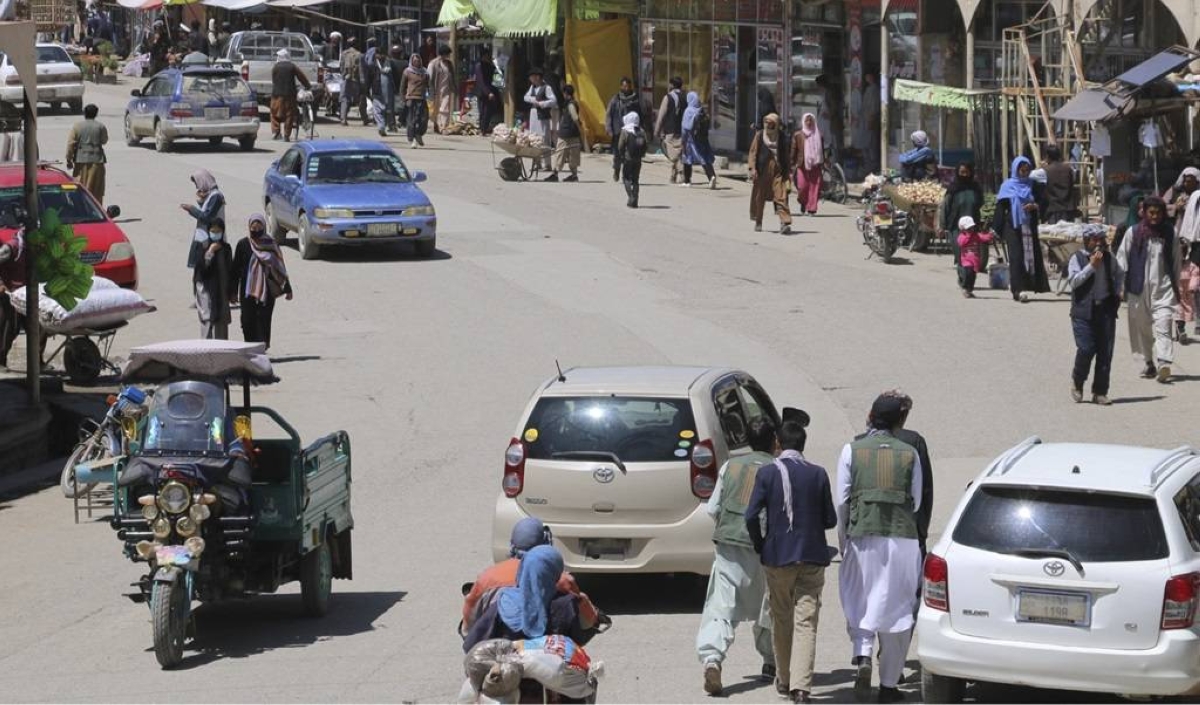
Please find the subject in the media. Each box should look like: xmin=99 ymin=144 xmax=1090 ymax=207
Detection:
xmin=412 ymin=170 xmax=427 ymax=183
xmin=130 ymin=89 xmax=141 ymax=97
xmin=106 ymin=205 xmax=121 ymax=219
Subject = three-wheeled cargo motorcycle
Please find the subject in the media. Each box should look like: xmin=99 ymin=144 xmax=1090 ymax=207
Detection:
xmin=79 ymin=340 xmax=354 ymax=669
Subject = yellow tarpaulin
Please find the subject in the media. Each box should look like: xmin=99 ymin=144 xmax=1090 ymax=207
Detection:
xmin=565 ymin=18 xmax=633 ymax=147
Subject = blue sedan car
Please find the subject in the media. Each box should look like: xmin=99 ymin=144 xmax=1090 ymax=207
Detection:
xmin=262 ymin=140 xmax=436 ymax=260
xmin=125 ymin=66 xmax=260 ymax=152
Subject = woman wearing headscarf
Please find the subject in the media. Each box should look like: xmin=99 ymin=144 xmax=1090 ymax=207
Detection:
xmin=790 ymin=112 xmax=823 ymax=216
xmin=193 ymin=217 xmax=233 ymax=340
xmin=180 ymin=170 xmax=225 ymax=271
xmin=681 ymin=91 xmax=717 ymax=189
xmin=898 ymin=130 xmax=935 ymax=181
xmin=1116 ymin=196 xmax=1180 ymax=383
xmin=399 ymin=54 xmax=429 ymax=147
xmin=996 ymin=156 xmax=1050 ymax=302
xmin=232 ymin=214 xmax=293 ymax=351
xmin=748 ymin=114 xmax=791 ymax=234
xmin=617 ymin=111 xmax=648 ymax=208
xmin=462 ymin=545 xmax=584 ymax=652
xmin=940 ymin=162 xmax=984 ymax=266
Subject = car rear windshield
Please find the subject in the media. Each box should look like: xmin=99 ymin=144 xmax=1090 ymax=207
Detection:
xmin=523 ymin=397 xmax=698 ymax=463
xmin=0 ymin=184 xmax=105 ymax=224
xmin=952 ymin=485 xmax=1169 ymax=562
xmin=237 ymin=34 xmax=313 ymax=61
xmin=183 ymin=74 xmax=252 ymax=100
xmin=36 ymin=46 xmax=71 ymax=64
xmin=306 ymin=152 xmax=411 ymax=184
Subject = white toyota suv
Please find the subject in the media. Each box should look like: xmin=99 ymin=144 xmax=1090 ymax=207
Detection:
xmin=492 ymin=366 xmax=785 ymax=576
xmin=917 ymin=438 xmax=1200 ymax=702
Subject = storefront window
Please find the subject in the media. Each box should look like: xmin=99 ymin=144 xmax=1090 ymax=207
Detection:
xmin=712 ymin=24 xmax=738 ymax=151
xmin=737 ymin=0 xmax=759 ymax=23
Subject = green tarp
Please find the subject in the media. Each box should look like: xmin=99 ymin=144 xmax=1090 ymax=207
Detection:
xmin=437 ymin=0 xmax=559 ymax=37
xmin=892 ymin=79 xmax=995 ymax=110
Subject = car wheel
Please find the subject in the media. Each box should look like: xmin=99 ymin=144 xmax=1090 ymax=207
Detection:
xmin=921 ymin=670 xmax=965 ymax=704
xmin=298 ymin=213 xmax=320 ymax=260
xmin=68 ymin=99 xmax=82 ymax=114
xmin=238 ymin=136 xmax=256 ymax=151
xmin=208 ymin=136 xmax=223 ymax=147
xmin=265 ymin=201 xmax=287 ymax=239
xmin=416 ymin=238 xmax=436 ymax=258
xmin=124 ymin=114 xmax=140 ymax=146
xmin=154 ymin=120 xmax=171 ymax=152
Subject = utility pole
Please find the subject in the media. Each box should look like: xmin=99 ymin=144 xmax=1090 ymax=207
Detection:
xmin=880 ymin=22 xmax=889 ymax=174
xmin=22 ymin=79 xmax=39 ymax=405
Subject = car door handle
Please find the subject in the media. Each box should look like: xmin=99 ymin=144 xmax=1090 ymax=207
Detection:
xmin=592 ymin=502 xmax=615 ymax=513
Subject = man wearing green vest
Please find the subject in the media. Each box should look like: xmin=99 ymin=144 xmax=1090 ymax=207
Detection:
xmin=836 ymin=394 xmax=924 ymax=705
xmin=696 ymin=418 xmax=778 ymax=696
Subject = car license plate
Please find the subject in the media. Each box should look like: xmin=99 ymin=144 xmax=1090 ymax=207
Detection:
xmin=205 ymin=107 xmax=228 ymax=120
xmin=1017 ymin=589 xmax=1090 ymax=626
xmin=580 ymin=539 xmax=630 ymax=560
xmin=874 ymin=216 xmax=892 ymax=226
xmin=366 ymin=223 xmax=396 ymax=236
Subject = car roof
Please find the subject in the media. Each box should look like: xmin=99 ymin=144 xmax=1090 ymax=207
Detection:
xmin=180 ymin=66 xmax=238 ymax=76
xmin=0 ymin=164 xmax=73 ymax=187
xmin=981 ymin=440 xmax=1199 ymax=495
xmin=301 ymin=140 xmax=393 ymax=154
xmin=538 ymin=366 xmax=732 ymax=397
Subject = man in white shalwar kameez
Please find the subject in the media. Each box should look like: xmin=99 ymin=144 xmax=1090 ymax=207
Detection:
xmin=524 ymin=68 xmax=557 ymax=170
xmin=837 ymin=395 xmax=923 ymax=704
xmin=696 ymin=419 xmax=777 ymax=696
xmin=1116 ymin=196 xmax=1180 ymax=383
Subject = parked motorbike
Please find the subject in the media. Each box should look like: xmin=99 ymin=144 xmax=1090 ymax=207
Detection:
xmin=322 ymin=62 xmax=342 ymax=118
xmin=60 ymin=386 xmax=147 ymax=498
xmin=857 ymin=193 xmax=907 ymax=263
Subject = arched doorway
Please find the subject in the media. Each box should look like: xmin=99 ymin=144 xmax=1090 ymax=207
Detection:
xmin=1077 ymin=0 xmax=1186 ymax=81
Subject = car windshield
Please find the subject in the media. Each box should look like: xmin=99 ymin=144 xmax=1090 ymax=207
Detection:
xmin=952 ymin=485 xmax=1169 ymax=562
xmin=0 ymin=184 xmax=105 ymax=225
xmin=36 ymin=46 xmax=71 ymax=64
xmin=523 ymin=396 xmax=698 ymax=463
xmin=183 ymin=73 xmax=251 ymax=100
xmin=306 ymin=152 xmax=411 ymax=184
xmin=143 ymin=382 xmax=230 ymax=456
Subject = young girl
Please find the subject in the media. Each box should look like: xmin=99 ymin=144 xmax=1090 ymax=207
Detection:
xmin=956 ymin=216 xmax=994 ymax=298
xmin=193 ymin=218 xmax=233 ymax=339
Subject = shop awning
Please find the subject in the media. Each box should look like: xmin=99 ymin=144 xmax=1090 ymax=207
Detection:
xmin=116 ymin=0 xmax=162 ymax=8
xmin=202 ymin=0 xmax=267 ymax=9
xmin=437 ymin=0 xmax=559 ymax=37
xmin=266 ymin=0 xmax=330 ymax=7
xmin=1052 ymin=88 xmax=1130 ymax=122
xmin=892 ymin=79 xmax=995 ymax=110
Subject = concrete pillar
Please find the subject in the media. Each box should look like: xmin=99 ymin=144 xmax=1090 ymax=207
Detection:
xmin=881 ymin=22 xmax=889 ymax=173
xmin=966 ymin=21 xmax=974 ymax=149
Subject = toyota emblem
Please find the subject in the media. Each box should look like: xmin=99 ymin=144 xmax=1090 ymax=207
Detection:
xmin=1043 ymin=560 xmax=1066 ymax=577
xmin=593 ymin=467 xmax=615 ymax=484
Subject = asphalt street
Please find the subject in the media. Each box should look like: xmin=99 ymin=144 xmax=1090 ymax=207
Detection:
xmin=1 ymin=78 xmax=1196 ymax=703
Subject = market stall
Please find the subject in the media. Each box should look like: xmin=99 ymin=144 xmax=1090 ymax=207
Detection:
xmin=891 ymin=79 xmax=1004 ymax=190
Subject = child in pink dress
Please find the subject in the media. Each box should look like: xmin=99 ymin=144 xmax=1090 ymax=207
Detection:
xmin=956 ymin=216 xmax=994 ymax=298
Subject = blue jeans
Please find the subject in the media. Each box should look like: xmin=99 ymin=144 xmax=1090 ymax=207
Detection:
xmin=1072 ymin=312 xmax=1116 ymax=396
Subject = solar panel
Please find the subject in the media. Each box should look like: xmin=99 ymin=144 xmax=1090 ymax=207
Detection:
xmin=1109 ymin=47 xmax=1198 ymax=96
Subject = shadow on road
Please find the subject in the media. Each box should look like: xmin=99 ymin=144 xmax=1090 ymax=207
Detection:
xmin=1112 ymin=395 xmax=1166 ymax=405
xmin=575 ymin=573 xmax=705 ymax=615
xmin=284 ymin=242 xmax=453 ymax=264
xmin=177 ymin=590 xmax=406 ymax=669
xmin=269 ymin=355 xmax=322 ymax=365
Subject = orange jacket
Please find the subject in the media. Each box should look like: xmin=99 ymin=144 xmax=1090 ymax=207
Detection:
xmin=462 ymin=558 xmax=599 ymax=629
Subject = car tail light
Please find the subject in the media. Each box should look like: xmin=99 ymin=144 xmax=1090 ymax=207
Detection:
xmin=503 ymin=437 xmax=525 ymax=498
xmin=5 ymin=73 xmax=20 ymax=85
xmin=689 ymin=439 xmax=717 ymax=499
xmin=240 ymin=62 xmax=250 ymax=82
xmin=169 ymin=102 xmax=192 ymax=118
xmin=924 ymin=554 xmax=949 ymax=612
xmin=875 ymin=200 xmax=893 ymax=216
xmin=1162 ymin=573 xmax=1200 ymax=629
xmin=240 ymin=101 xmax=258 ymax=117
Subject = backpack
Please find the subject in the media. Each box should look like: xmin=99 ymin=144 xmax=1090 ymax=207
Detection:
xmin=624 ymin=128 xmax=647 ymax=161
xmin=694 ymin=108 xmax=710 ymax=142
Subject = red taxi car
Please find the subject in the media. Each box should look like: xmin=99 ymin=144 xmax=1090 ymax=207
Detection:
xmin=0 ymin=164 xmax=137 ymax=289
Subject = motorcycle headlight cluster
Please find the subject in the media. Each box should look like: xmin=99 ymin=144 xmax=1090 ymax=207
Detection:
xmin=141 ymin=504 xmax=158 ymax=521
xmin=152 ymin=517 xmax=171 ymax=539
xmin=157 ymin=481 xmax=191 ymax=514
xmin=175 ymin=516 xmax=199 ymax=538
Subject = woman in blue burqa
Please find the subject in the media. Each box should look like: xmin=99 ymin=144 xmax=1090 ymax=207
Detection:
xmin=463 ymin=545 xmax=584 ymax=652
xmin=996 ymin=156 xmax=1051 ymax=303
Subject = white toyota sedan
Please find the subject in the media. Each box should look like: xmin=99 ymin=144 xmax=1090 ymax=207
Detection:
xmin=492 ymin=366 xmax=789 ymax=576
xmin=0 ymin=44 xmax=85 ymax=113
xmin=918 ymin=438 xmax=1200 ymax=702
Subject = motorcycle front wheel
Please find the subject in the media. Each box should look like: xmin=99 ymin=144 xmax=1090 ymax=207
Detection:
xmin=60 ymin=432 xmax=105 ymax=498
xmin=879 ymin=229 xmax=899 ymax=263
xmin=151 ymin=575 xmax=189 ymax=669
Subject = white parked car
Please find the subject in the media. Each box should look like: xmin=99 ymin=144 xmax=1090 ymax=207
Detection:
xmin=492 ymin=366 xmax=786 ymax=576
xmin=0 ymin=44 xmax=84 ymax=113
xmin=917 ymin=438 xmax=1200 ymax=702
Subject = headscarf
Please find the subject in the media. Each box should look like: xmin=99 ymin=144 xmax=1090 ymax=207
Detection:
xmin=762 ymin=113 xmax=780 ymax=148
xmin=1178 ymin=190 xmax=1200 ymax=244
xmin=276 ymin=48 xmax=290 ymax=61
xmin=622 ymin=111 xmax=640 ymax=134
xmin=1126 ymin=194 xmax=1147 ymax=229
xmin=911 ymin=130 xmax=929 ymax=148
xmin=496 ymin=545 xmax=563 ymax=638
xmin=996 ymin=156 xmax=1035 ymax=229
xmin=1171 ymin=167 xmax=1200 ymax=195
xmin=245 ymin=213 xmax=288 ymax=302
xmin=682 ymin=91 xmax=702 ymax=132
xmin=509 ymin=517 xmax=550 ymax=558
xmin=800 ymin=112 xmax=822 ymax=170
xmin=191 ymin=169 xmax=218 ymax=196
xmin=945 ymin=163 xmax=982 ymax=200
xmin=406 ymin=53 xmax=426 ymax=77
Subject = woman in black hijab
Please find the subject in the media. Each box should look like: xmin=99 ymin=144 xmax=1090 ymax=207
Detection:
xmin=940 ymin=162 xmax=984 ymax=266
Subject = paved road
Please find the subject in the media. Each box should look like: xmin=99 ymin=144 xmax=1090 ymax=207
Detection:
xmin=0 ymin=79 xmax=1195 ymax=703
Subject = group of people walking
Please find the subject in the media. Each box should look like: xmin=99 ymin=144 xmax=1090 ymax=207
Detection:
xmin=697 ymin=393 xmax=932 ymax=704
xmin=183 ymin=170 xmax=293 ymax=349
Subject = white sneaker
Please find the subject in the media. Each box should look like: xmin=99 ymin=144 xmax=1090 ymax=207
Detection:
xmin=1018 ymin=291 xmax=1030 ymax=303
xmin=409 ymin=140 xmax=417 ymax=148
xmin=679 ymin=182 xmax=691 ymax=188
xmin=709 ymin=176 xmax=718 ymax=190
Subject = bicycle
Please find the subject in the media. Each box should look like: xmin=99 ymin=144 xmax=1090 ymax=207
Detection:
xmin=820 ymin=148 xmax=848 ymax=204
xmin=297 ymin=89 xmax=317 ymax=140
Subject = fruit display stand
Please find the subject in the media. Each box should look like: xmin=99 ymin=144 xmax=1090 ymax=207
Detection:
xmin=883 ymin=181 xmax=947 ymax=253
